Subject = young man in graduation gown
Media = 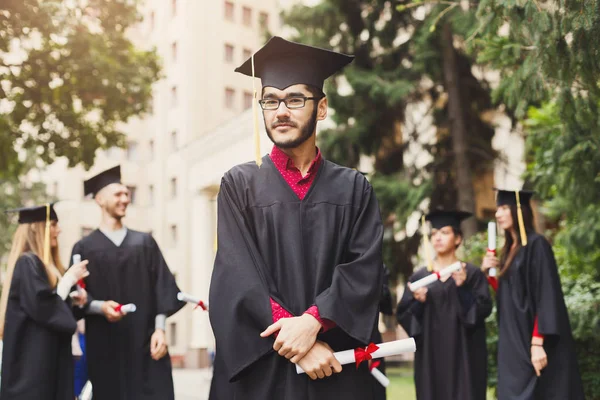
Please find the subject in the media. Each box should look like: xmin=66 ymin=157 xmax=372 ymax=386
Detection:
xmin=397 ymin=210 xmax=492 ymax=400
xmin=208 ymin=36 xmax=384 ymax=400
xmin=481 ymin=190 xmax=584 ymax=400
xmin=71 ymin=166 xmax=184 ymax=400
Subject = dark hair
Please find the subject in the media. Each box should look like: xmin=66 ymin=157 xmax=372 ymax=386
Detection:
xmin=450 ymin=226 xmax=463 ymax=249
xmin=260 ymin=85 xmax=325 ymax=99
xmin=305 ymin=85 xmax=325 ymax=99
xmin=499 ymin=204 xmax=536 ymax=276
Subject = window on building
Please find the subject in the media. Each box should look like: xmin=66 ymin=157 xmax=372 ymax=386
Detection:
xmin=149 ymin=11 xmax=155 ymax=30
xmin=259 ymin=12 xmax=269 ymax=31
xmin=224 ymin=1 xmax=234 ymax=21
xmin=149 ymin=139 xmax=154 ymax=161
xmin=148 ymin=185 xmax=154 ymax=206
xmin=171 ymin=0 xmax=177 ymax=17
xmin=126 ymin=141 xmax=138 ymax=161
xmin=242 ymin=48 xmax=252 ymax=60
xmin=126 ymin=185 xmax=137 ymax=204
xmin=242 ymin=6 xmax=252 ymax=26
xmin=224 ymin=43 xmax=234 ymax=63
xmin=169 ymin=322 xmax=177 ymax=346
xmin=171 ymin=42 xmax=177 ymax=62
xmin=170 ymin=177 xmax=178 ymax=198
xmin=171 ymin=131 xmax=178 ymax=151
xmin=171 ymin=86 xmax=177 ymax=107
xmin=225 ymin=87 xmax=235 ymax=109
xmin=243 ymin=91 xmax=253 ymax=109
xmin=170 ymin=224 xmax=178 ymax=246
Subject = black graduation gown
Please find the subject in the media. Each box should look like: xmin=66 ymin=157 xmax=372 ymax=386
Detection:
xmin=0 ymin=253 xmax=77 ymax=400
xmin=71 ymin=229 xmax=184 ymax=400
xmin=496 ymin=233 xmax=584 ymax=400
xmin=208 ymin=156 xmax=384 ymax=400
xmin=397 ymin=263 xmax=492 ymax=400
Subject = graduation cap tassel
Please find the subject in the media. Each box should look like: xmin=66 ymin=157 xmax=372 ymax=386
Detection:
xmin=421 ymin=215 xmax=434 ymax=272
xmin=43 ymin=203 xmax=51 ymax=266
xmin=251 ymin=54 xmax=262 ymax=167
xmin=515 ymin=191 xmax=528 ymax=246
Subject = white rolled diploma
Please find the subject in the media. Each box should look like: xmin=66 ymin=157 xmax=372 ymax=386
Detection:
xmin=409 ymin=261 xmax=462 ymax=291
xmin=119 ymin=303 xmax=137 ymax=313
xmin=72 ymin=254 xmax=85 ymax=308
xmin=296 ymin=338 xmax=416 ymax=374
xmin=177 ymin=292 xmax=209 ymax=310
xmin=488 ymin=222 xmax=497 ymax=277
xmin=370 ymin=367 xmax=390 ymax=387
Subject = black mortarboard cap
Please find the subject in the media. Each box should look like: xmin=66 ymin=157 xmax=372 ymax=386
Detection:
xmin=425 ymin=210 xmax=473 ymax=230
xmin=234 ymin=36 xmax=354 ymax=90
xmin=84 ymin=166 xmax=121 ymax=197
xmin=5 ymin=203 xmax=58 ymax=224
xmin=495 ymin=189 xmax=535 ymax=207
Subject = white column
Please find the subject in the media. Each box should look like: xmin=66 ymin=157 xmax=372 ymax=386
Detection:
xmin=189 ymin=189 xmax=216 ymax=350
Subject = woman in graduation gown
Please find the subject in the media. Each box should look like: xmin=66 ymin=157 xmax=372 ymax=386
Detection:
xmin=0 ymin=204 xmax=89 ymax=400
xmin=397 ymin=210 xmax=492 ymax=400
xmin=481 ymin=190 xmax=584 ymax=400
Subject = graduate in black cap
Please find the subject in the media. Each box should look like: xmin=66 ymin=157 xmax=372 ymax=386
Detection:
xmin=481 ymin=190 xmax=584 ymax=400
xmin=396 ymin=210 xmax=492 ymax=400
xmin=0 ymin=203 xmax=89 ymax=399
xmin=208 ymin=37 xmax=383 ymax=400
xmin=70 ymin=166 xmax=184 ymax=400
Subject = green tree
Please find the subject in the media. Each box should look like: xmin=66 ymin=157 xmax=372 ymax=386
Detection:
xmin=283 ymin=0 xmax=497 ymax=282
xmin=0 ymin=0 xmax=160 ymax=179
xmin=399 ymin=0 xmax=600 ymax=396
xmin=462 ymin=0 xmax=600 ymax=277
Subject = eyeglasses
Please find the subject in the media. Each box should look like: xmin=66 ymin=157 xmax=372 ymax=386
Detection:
xmin=258 ymin=96 xmax=322 ymax=110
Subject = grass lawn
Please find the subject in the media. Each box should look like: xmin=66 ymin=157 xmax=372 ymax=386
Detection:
xmin=386 ymin=366 xmax=496 ymax=399
xmin=386 ymin=366 xmax=416 ymax=399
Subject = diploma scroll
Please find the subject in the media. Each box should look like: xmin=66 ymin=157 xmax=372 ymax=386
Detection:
xmin=409 ymin=261 xmax=462 ymax=291
xmin=177 ymin=292 xmax=209 ymax=311
xmin=370 ymin=367 xmax=390 ymax=387
xmin=115 ymin=303 xmax=137 ymax=313
xmin=487 ymin=222 xmax=497 ymax=277
xmin=295 ymin=338 xmax=416 ymax=374
xmin=72 ymin=254 xmax=85 ymax=308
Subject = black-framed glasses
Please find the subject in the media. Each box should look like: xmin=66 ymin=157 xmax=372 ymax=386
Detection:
xmin=258 ymin=96 xmax=322 ymax=110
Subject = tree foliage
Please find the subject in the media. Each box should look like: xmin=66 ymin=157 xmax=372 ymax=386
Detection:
xmin=0 ymin=0 xmax=160 ymax=178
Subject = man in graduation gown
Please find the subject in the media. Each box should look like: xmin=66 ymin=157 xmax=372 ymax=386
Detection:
xmin=208 ymin=36 xmax=384 ymax=400
xmin=397 ymin=210 xmax=492 ymax=400
xmin=72 ymin=166 xmax=184 ymax=400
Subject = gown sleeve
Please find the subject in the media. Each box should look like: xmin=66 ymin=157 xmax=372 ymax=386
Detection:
xmin=313 ymin=185 xmax=384 ymax=344
xmin=457 ymin=265 xmax=493 ymax=327
xmin=528 ymin=237 xmax=564 ymax=337
xmin=16 ymin=255 xmax=77 ymax=334
xmin=208 ymin=177 xmax=276 ymax=382
xmin=396 ymin=271 xmax=426 ymax=337
xmin=149 ymin=235 xmax=185 ymax=317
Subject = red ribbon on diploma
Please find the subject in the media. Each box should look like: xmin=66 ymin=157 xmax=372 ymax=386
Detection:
xmin=194 ymin=300 xmax=208 ymax=311
xmin=354 ymin=343 xmax=379 ymax=368
xmin=434 ymin=271 xmax=441 ymax=279
xmin=369 ymin=360 xmax=381 ymax=372
xmin=487 ymin=249 xmax=496 ymax=255
xmin=114 ymin=304 xmax=122 ymax=313
xmin=78 ymin=279 xmax=86 ymax=289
